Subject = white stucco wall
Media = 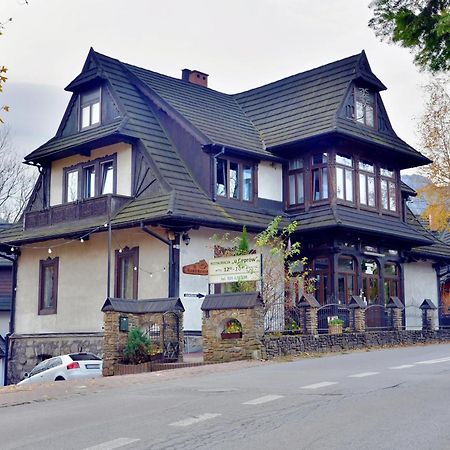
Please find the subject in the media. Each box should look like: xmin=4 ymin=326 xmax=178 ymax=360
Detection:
xmin=50 ymin=142 xmax=132 ymax=206
xmin=403 ymin=260 xmax=439 ymax=330
xmin=15 ymin=227 xmax=168 ymax=334
xmin=258 ymin=161 xmax=283 ymax=202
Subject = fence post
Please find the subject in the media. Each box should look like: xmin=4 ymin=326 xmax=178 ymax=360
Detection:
xmin=348 ymin=296 xmax=366 ymax=332
xmin=386 ymin=296 xmax=404 ymax=331
xmin=298 ymin=294 xmax=320 ymax=335
xmin=420 ymin=299 xmax=437 ymax=331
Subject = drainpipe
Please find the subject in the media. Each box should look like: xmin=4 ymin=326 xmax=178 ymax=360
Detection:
xmin=141 ymin=224 xmax=180 ymax=297
xmin=0 ymin=251 xmax=18 ymax=386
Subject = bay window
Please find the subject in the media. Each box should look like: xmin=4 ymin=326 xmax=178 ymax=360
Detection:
xmin=359 ymin=160 xmax=376 ymax=207
xmin=288 ymin=158 xmax=304 ymax=206
xmin=380 ymin=167 xmax=397 ymax=212
xmin=336 ymin=154 xmax=353 ymax=202
xmin=311 ymin=153 xmax=328 ymax=202
xmin=216 ymin=158 xmax=254 ymax=202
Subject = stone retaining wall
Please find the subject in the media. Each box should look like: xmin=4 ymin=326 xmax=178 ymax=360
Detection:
xmin=7 ymin=332 xmax=103 ymax=384
xmin=262 ymin=330 xmax=450 ymax=358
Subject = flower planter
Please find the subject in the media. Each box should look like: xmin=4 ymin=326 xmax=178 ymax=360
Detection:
xmin=221 ymin=332 xmax=242 ymax=340
xmin=329 ymin=324 xmax=343 ymax=335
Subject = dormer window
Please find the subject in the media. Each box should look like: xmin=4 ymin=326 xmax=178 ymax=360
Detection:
xmin=80 ymin=88 xmax=101 ymax=129
xmin=216 ymin=157 xmax=254 ymax=202
xmin=355 ymin=88 xmax=375 ymax=127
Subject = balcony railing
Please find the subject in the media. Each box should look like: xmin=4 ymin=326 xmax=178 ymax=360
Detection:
xmin=24 ymin=195 xmax=131 ymax=230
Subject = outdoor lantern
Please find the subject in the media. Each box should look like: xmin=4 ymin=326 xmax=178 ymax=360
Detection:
xmin=119 ymin=315 xmax=129 ymax=332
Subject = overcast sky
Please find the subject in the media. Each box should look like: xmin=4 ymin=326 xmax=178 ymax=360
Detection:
xmin=1 ymin=0 xmax=432 ymax=172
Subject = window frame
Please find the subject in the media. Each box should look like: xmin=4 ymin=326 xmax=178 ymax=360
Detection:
xmin=384 ymin=261 xmax=401 ymax=303
xmin=79 ymin=87 xmax=102 ymax=131
xmin=358 ymin=159 xmax=377 ymax=210
xmin=337 ymin=255 xmax=357 ymax=305
xmin=311 ymin=153 xmax=329 ymax=203
xmin=38 ymin=257 xmax=59 ymax=315
xmin=215 ymin=157 xmax=256 ymax=203
xmin=115 ymin=246 xmax=139 ymax=299
xmin=355 ymin=87 xmax=376 ymax=128
xmin=62 ymin=153 xmax=117 ymax=203
xmin=335 ymin=153 xmax=354 ymax=204
xmin=287 ymin=158 xmax=305 ymax=207
xmin=379 ymin=167 xmax=398 ymax=214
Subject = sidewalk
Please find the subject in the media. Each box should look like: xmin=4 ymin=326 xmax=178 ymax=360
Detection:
xmin=0 ymin=359 xmax=267 ymax=409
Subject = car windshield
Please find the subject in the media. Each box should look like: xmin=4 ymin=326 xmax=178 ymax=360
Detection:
xmin=68 ymin=353 xmax=101 ymax=361
xmin=29 ymin=360 xmax=50 ymax=377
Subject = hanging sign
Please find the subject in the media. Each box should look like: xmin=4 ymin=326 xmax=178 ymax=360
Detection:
xmin=182 ymin=259 xmax=208 ymax=276
xmin=208 ymin=254 xmax=261 ymax=284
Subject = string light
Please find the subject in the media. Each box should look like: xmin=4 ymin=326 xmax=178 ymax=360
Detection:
xmin=80 ymin=238 xmax=84 ymax=243
xmin=48 ymin=248 xmax=52 ymax=254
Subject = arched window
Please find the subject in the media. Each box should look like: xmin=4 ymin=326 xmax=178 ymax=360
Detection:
xmin=312 ymin=257 xmax=331 ymax=305
xmin=384 ymin=262 xmax=400 ymax=302
xmin=361 ymin=259 xmax=379 ymax=305
xmin=337 ymin=256 xmax=357 ymax=304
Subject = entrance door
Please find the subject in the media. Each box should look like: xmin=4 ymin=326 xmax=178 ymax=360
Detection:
xmin=361 ymin=259 xmax=379 ymax=305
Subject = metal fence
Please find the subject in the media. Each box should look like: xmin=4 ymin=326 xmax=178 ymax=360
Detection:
xmin=264 ymin=302 xmax=305 ymax=334
xmin=317 ymin=303 xmax=350 ymax=334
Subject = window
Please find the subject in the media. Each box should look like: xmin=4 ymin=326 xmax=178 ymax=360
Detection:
xmin=384 ymin=262 xmax=400 ymax=301
xmin=361 ymin=259 xmax=379 ymax=305
xmin=63 ymin=154 xmax=116 ymax=203
xmin=115 ymin=247 xmax=139 ymax=299
xmin=337 ymin=256 xmax=356 ymax=304
xmin=80 ymin=88 xmax=101 ymax=130
xmin=311 ymin=153 xmax=328 ymax=202
xmin=216 ymin=158 xmax=254 ymax=202
xmin=336 ymin=154 xmax=354 ymax=202
xmin=312 ymin=257 xmax=330 ymax=305
xmin=39 ymin=257 xmax=59 ymax=315
xmin=380 ymin=167 xmax=397 ymax=212
xmin=359 ymin=160 xmax=376 ymax=207
xmin=65 ymin=170 xmax=79 ymax=203
xmin=288 ymin=158 xmax=304 ymax=206
xmin=355 ymin=87 xmax=375 ymax=127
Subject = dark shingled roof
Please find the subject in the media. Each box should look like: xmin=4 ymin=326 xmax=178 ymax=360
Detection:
xmin=101 ymin=297 xmax=184 ymax=313
xmin=0 ymin=294 xmax=11 ymax=311
xmin=201 ymin=292 xmax=262 ymax=311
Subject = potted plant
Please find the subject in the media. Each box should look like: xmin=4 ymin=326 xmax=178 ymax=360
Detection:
xmin=221 ymin=319 xmax=243 ymax=339
xmin=328 ymin=317 xmax=344 ymax=335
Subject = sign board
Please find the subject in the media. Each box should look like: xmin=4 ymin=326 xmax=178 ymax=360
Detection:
xmin=182 ymin=259 xmax=208 ymax=276
xmin=208 ymin=254 xmax=261 ymax=284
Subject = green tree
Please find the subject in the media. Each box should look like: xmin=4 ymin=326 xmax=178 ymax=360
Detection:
xmin=369 ymin=0 xmax=450 ymax=73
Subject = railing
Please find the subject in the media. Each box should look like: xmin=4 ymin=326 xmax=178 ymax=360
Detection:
xmin=264 ymin=302 xmax=305 ymax=334
xmin=365 ymin=304 xmax=392 ymax=331
xmin=24 ymin=194 xmax=131 ymax=230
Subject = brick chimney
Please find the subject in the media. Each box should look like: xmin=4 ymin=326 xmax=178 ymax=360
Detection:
xmin=182 ymin=69 xmax=208 ymax=87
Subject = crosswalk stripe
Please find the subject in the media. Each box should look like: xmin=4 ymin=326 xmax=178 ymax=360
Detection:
xmin=83 ymin=437 xmax=140 ymax=450
xmin=301 ymin=381 xmax=338 ymax=389
xmin=243 ymin=395 xmax=284 ymax=405
xmin=170 ymin=413 xmax=221 ymax=427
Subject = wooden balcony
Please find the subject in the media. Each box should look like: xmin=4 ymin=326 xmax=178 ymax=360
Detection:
xmin=24 ymin=195 xmax=131 ymax=230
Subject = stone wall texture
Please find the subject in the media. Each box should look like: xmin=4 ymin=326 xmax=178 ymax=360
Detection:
xmin=202 ymin=305 xmax=264 ymax=363
xmin=262 ymin=330 xmax=450 ymax=358
xmin=103 ymin=311 xmax=184 ymax=376
xmin=8 ymin=332 xmax=103 ymax=384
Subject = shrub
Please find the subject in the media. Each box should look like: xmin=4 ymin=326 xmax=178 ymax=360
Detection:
xmin=329 ymin=317 xmax=344 ymax=326
xmin=124 ymin=328 xmax=151 ymax=364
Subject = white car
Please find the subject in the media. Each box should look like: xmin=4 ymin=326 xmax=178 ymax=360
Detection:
xmin=17 ymin=353 xmax=103 ymax=385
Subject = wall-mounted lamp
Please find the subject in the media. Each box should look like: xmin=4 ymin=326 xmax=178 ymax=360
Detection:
xmin=182 ymin=232 xmax=191 ymax=246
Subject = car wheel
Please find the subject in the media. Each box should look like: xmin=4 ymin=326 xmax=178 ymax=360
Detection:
xmin=55 ymin=376 xmax=65 ymax=381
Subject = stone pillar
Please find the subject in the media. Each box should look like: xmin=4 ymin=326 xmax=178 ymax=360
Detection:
xmin=391 ymin=308 xmax=403 ymax=331
xmin=305 ymin=306 xmax=318 ymax=335
xmin=350 ymin=307 xmax=366 ymax=332
xmin=420 ymin=299 xmax=437 ymax=331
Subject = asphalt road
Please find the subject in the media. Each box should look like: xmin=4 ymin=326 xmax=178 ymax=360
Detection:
xmin=1 ymin=344 xmax=450 ymax=450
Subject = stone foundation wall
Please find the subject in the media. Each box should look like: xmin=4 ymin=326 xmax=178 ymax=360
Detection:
xmin=202 ymin=306 xmax=264 ymax=363
xmin=262 ymin=330 xmax=450 ymax=358
xmin=7 ymin=332 xmax=103 ymax=384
